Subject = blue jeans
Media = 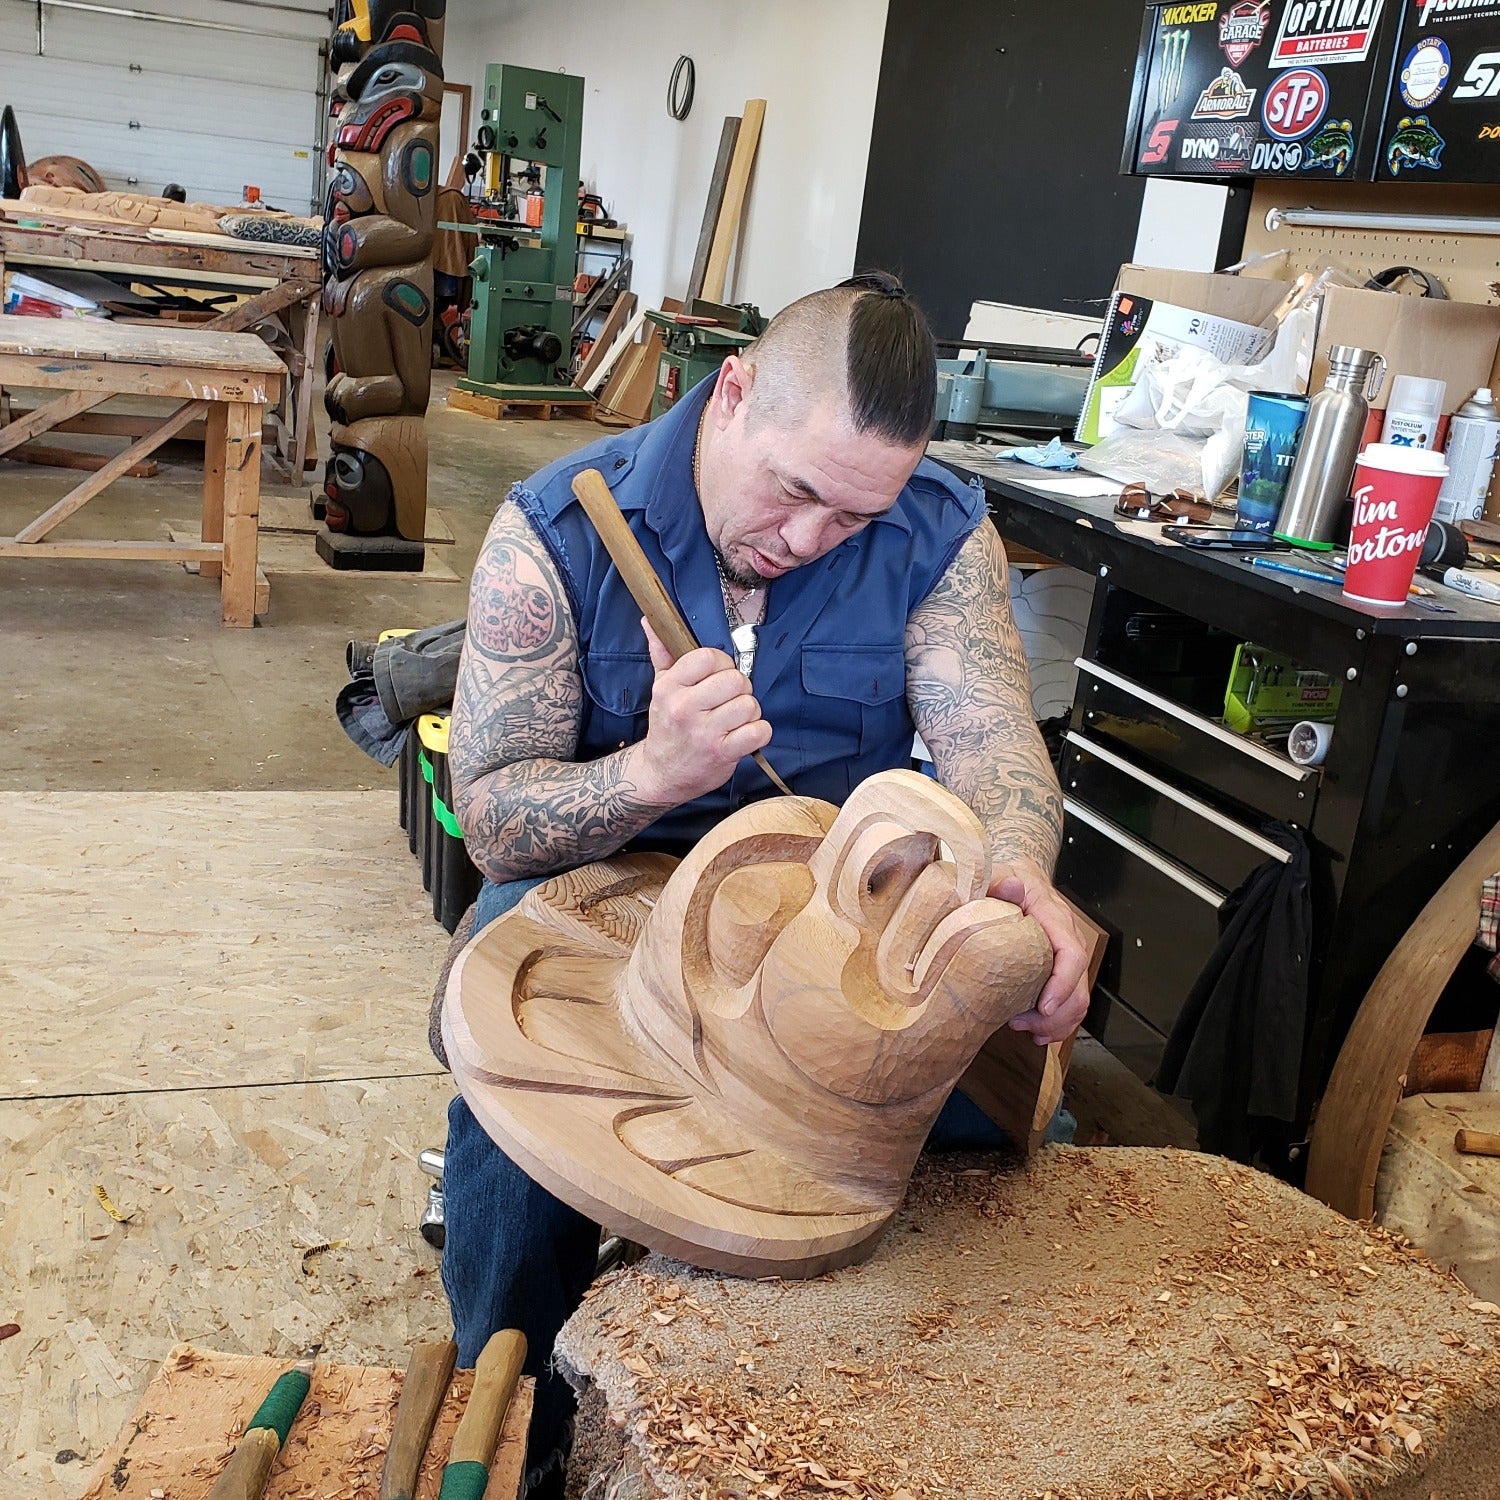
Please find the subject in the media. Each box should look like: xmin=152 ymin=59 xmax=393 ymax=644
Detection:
xmin=441 ymin=877 xmax=1073 ymax=1483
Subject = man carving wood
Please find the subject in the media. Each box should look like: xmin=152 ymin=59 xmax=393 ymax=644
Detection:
xmin=443 ymin=272 xmax=1090 ymax=1495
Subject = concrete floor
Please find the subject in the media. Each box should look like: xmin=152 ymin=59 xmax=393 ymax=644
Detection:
xmin=0 ymin=372 xmax=595 ymax=793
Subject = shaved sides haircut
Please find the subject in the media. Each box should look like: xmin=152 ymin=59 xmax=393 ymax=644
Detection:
xmin=745 ymin=271 xmax=936 ymax=447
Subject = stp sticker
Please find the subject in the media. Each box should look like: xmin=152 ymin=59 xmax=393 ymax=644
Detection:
xmin=1262 ymin=67 xmax=1331 ymax=137
xmin=1193 ymin=67 xmax=1258 ymax=118
xmin=1270 ymin=0 xmax=1386 ymax=67
xmin=1219 ymin=0 xmax=1270 ymax=64
xmin=1400 ymin=36 xmax=1452 ymax=107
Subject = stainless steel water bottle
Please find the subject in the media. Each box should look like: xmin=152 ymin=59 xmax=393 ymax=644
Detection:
xmin=1274 ymin=346 xmax=1387 ymax=551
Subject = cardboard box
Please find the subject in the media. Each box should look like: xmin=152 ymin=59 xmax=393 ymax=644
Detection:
xmin=1112 ymin=264 xmax=1500 ymax=417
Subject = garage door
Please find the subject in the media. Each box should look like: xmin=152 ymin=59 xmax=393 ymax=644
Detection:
xmin=1 ymin=0 xmax=328 ymax=213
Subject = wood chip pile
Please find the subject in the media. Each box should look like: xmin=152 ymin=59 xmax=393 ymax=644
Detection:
xmin=557 ymin=1148 xmax=1500 ymax=1500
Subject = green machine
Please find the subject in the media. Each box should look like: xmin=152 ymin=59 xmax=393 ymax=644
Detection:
xmin=645 ymin=300 xmax=766 ymax=419
xmin=458 ymin=64 xmax=592 ymax=407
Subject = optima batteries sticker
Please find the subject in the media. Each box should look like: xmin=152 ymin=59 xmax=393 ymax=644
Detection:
xmin=1376 ymin=0 xmax=1500 ymax=179
xmin=1270 ymin=0 xmax=1388 ymax=65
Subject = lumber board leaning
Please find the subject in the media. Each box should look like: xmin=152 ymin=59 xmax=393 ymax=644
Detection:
xmin=580 ymin=309 xmax=646 ymax=395
xmin=1305 ymin=815 xmax=1500 ymax=1220
xmin=575 ymin=292 xmax=637 ymax=389
xmin=0 ymin=387 xmax=112 ymax=459
xmin=687 ymin=116 xmax=740 ymax=303
xmin=701 ymin=100 xmax=765 ymax=302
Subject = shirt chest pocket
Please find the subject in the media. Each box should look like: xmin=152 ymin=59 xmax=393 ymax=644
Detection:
xmin=799 ymin=644 xmax=910 ymax=759
xmin=580 ymin=650 xmax=654 ymax=750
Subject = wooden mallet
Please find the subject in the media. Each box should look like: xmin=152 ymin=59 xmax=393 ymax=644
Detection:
xmin=570 ymin=467 xmax=793 ymax=797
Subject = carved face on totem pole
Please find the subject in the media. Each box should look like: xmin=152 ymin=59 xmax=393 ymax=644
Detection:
xmin=317 ymin=0 xmax=445 ymax=565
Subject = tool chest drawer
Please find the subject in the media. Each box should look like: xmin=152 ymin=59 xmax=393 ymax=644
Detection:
xmin=1074 ymin=660 xmax=1317 ymax=827
xmin=1059 ymin=731 xmax=1291 ymax=895
xmin=1056 ymin=798 xmax=1224 ymax=1040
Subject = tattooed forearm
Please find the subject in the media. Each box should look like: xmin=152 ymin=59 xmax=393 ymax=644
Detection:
xmin=905 ymin=520 xmax=1063 ymax=873
xmin=449 ymin=499 xmax=670 ymax=883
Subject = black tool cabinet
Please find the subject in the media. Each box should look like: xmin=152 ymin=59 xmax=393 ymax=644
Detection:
xmin=942 ymin=457 xmax=1500 ymax=1165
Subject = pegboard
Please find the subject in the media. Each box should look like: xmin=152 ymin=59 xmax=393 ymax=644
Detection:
xmin=1242 ymin=181 xmax=1500 ymax=306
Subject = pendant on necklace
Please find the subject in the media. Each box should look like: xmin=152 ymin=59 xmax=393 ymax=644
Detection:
xmin=730 ymin=622 xmax=758 ymax=677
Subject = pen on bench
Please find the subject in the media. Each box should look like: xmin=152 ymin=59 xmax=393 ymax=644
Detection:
xmin=1244 ymin=555 xmax=1457 ymax=613
xmin=1244 ymin=556 xmax=1341 ymax=585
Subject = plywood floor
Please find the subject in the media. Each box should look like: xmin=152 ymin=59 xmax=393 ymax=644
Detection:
xmin=0 ymin=792 xmax=456 ymax=1499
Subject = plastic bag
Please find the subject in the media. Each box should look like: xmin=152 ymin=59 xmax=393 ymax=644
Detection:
xmin=1083 ymin=302 xmax=1317 ymax=499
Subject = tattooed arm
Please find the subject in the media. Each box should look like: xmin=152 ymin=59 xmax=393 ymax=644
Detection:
xmin=449 ymin=499 xmax=769 ymax=883
xmin=906 ymin=520 xmax=1088 ymax=1043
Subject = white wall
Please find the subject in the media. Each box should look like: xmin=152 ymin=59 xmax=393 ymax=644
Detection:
xmin=442 ymin=0 xmax=890 ymax=317
xmin=1132 ymin=179 xmax=1230 ymax=273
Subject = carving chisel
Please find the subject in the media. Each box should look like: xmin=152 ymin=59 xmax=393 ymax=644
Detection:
xmin=206 ymin=1357 xmax=315 ymax=1500
xmin=438 ymin=1329 xmax=527 ymax=1500
xmin=380 ymin=1339 xmax=458 ymax=1500
xmin=570 ymin=467 xmax=794 ymax=796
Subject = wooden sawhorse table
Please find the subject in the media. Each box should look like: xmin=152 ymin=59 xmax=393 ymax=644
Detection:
xmin=0 ymin=316 xmax=284 ymax=626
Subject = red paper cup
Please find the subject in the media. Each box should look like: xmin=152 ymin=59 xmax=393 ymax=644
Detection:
xmin=1342 ymin=444 xmax=1448 ymax=607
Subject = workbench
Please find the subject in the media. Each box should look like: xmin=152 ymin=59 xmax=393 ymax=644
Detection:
xmin=0 ymin=316 xmax=285 ymax=626
xmin=0 ymin=213 xmax=320 ymax=478
xmin=934 ymin=441 xmax=1500 ymax=1168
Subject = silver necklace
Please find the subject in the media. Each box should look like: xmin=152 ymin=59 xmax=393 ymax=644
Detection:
xmin=713 ymin=549 xmax=762 ymax=677
xmin=697 ymin=415 xmax=764 ymax=677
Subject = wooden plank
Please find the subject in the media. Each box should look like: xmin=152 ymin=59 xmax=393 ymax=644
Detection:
xmin=204 ymin=278 xmax=319 ymax=334
xmin=0 ymin=354 xmax=278 ymax=404
xmin=0 ymin=537 xmax=221 ymax=561
xmin=287 ymin=290 xmax=320 ymax=476
xmin=5 ymin=441 xmax=158 ymax=477
xmin=595 ymin=328 xmax=665 ymax=426
xmin=220 ymin=400 xmax=261 ymax=626
xmin=254 ymin=565 xmax=270 ymax=617
xmin=13 ymin=400 xmax=208 ymax=543
xmin=1305 ymin=816 xmax=1500 ymax=1220
xmin=8 ymin=405 xmax=211 ymax=441
xmin=0 ymin=314 xmax=285 ymax=374
xmin=701 ymin=100 xmax=765 ymax=302
xmin=75 ymin=1346 xmax=532 ymax=1500
xmin=579 ymin=309 xmax=646 ymax=396
xmin=0 ymin=217 xmax=313 ymax=279
xmin=687 ymin=116 xmax=740 ymax=302
xmin=574 ymin=290 xmax=637 ymax=389
xmin=201 ymin=402 xmax=227 ymax=581
xmin=0 ymin=386 xmax=112 ymax=458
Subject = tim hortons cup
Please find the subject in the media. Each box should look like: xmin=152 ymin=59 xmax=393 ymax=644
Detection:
xmin=1341 ymin=444 xmax=1448 ymax=608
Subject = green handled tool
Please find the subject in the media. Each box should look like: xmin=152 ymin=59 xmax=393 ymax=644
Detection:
xmin=206 ymin=1357 xmax=316 ymax=1500
xmin=438 ymin=1329 xmax=527 ymax=1500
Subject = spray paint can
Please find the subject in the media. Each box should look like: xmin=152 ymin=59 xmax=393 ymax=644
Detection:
xmin=1435 ymin=387 xmax=1500 ymax=523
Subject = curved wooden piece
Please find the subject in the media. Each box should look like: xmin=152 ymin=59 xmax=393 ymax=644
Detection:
xmin=1305 ymin=817 xmax=1500 ymax=1220
xmin=444 ymin=770 xmax=1053 ymax=1277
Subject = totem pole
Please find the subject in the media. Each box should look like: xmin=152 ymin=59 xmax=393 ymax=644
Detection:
xmin=316 ymin=0 xmax=445 ymax=571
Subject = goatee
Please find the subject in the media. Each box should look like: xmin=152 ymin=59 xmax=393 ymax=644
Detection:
xmin=714 ymin=546 xmax=765 ymax=591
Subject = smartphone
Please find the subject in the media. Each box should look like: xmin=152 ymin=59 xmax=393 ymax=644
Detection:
xmin=1163 ymin=526 xmax=1289 ymax=551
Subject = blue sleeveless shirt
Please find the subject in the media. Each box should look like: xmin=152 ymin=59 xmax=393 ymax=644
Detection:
xmin=510 ymin=377 xmax=984 ymax=853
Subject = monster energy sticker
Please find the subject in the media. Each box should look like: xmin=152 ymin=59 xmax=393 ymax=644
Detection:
xmin=1194 ymin=67 xmax=1259 ymax=117
xmin=1271 ymin=0 xmax=1387 ymax=67
xmin=1386 ymin=112 xmax=1447 ymax=168
xmin=1399 ymin=36 xmax=1452 ymax=106
xmin=1158 ymin=27 xmax=1194 ymax=104
xmin=1219 ymin=1 xmax=1270 ymax=64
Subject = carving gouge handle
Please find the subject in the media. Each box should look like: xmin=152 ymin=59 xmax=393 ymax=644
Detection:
xmin=438 ymin=1329 xmax=527 ymax=1500
xmin=570 ymin=467 xmax=793 ymax=797
xmin=206 ymin=1360 xmax=315 ymax=1500
xmin=380 ymin=1339 xmax=458 ymax=1500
